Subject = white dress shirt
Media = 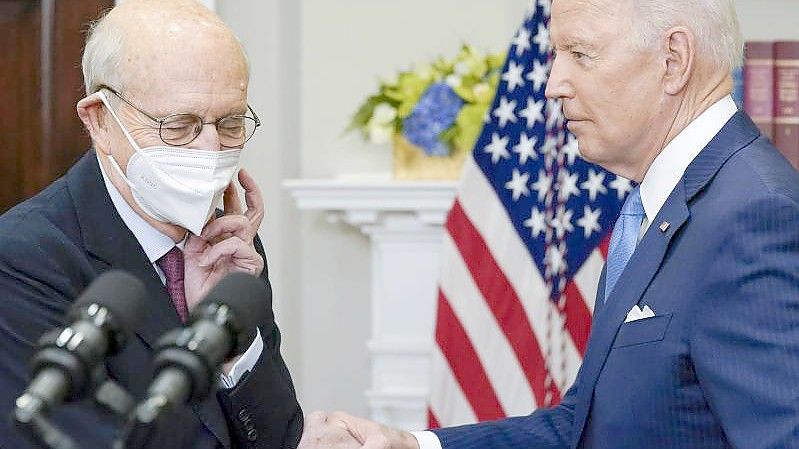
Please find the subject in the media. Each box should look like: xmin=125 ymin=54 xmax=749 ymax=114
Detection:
xmin=639 ymin=96 xmax=737 ymax=231
xmin=97 ymin=155 xmax=263 ymax=388
xmin=412 ymin=95 xmax=738 ymax=449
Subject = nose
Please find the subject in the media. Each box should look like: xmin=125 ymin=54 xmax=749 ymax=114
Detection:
xmin=544 ymin=56 xmax=574 ymax=100
xmin=191 ymin=123 xmax=223 ymax=151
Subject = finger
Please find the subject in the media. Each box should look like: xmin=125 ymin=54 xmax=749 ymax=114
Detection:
xmin=329 ymin=411 xmax=355 ymax=423
xmin=305 ymin=410 xmax=329 ymax=427
xmin=223 ymin=179 xmax=243 ymax=215
xmin=328 ymin=412 xmax=372 ymax=444
xmin=201 ymin=236 xmax=249 ymax=266
xmin=361 ymin=435 xmax=391 ymax=449
xmin=200 ymin=237 xmax=264 ymax=274
xmin=183 ymin=233 xmax=209 ymax=257
xmin=201 ymin=215 xmax=253 ymax=242
xmin=238 ymin=169 xmax=265 ymax=229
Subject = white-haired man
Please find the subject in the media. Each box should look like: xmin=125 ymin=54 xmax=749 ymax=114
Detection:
xmin=0 ymin=1 xmax=302 ymax=448
xmin=299 ymin=0 xmax=799 ymax=448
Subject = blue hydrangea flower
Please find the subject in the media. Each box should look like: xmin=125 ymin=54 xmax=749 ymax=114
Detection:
xmin=402 ymin=82 xmax=464 ymax=157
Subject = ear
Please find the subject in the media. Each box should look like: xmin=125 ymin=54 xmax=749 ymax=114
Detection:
xmin=662 ymin=26 xmax=695 ymax=95
xmin=77 ymin=93 xmax=113 ymax=155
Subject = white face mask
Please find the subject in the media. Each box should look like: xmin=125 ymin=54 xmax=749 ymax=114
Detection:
xmin=97 ymin=90 xmax=241 ymax=235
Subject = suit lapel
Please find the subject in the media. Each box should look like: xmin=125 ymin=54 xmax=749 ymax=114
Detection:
xmin=571 ymin=111 xmax=761 ymax=446
xmin=67 ymin=151 xmax=182 ymax=347
xmin=593 ymin=266 xmax=607 ymax=314
xmin=66 ymin=151 xmax=232 ymax=448
xmin=571 ymin=183 xmax=690 ymax=444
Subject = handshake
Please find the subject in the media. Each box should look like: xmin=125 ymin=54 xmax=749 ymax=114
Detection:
xmin=298 ymin=411 xmax=420 ymax=449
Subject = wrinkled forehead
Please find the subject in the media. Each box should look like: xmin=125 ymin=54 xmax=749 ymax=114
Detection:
xmin=551 ymin=0 xmax=633 ymax=46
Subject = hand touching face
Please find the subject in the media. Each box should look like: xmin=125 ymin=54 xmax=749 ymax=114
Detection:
xmin=183 ymin=169 xmax=265 ymax=310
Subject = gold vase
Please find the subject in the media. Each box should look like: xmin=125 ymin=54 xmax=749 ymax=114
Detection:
xmin=392 ymin=135 xmax=468 ymax=180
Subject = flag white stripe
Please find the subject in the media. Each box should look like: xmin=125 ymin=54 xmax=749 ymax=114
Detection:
xmin=439 ymin=234 xmax=537 ymax=417
xmin=574 ymin=249 xmax=604 ymax=314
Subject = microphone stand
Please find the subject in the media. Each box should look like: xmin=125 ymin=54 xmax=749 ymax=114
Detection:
xmin=14 ymin=370 xmax=136 ymax=449
xmin=14 ymin=395 xmax=77 ymax=449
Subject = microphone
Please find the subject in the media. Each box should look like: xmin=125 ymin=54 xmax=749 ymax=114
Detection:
xmin=14 ymin=270 xmax=147 ymax=428
xmin=132 ymin=272 xmax=271 ymax=427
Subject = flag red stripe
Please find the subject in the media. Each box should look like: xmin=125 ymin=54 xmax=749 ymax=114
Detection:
xmin=436 ymin=290 xmax=506 ymax=421
xmin=428 ymin=408 xmax=441 ymax=429
xmin=599 ymin=234 xmax=611 ymax=259
xmin=548 ymin=376 xmax=562 ymax=405
xmin=563 ymin=280 xmax=592 ymax=355
xmin=446 ymin=200 xmax=554 ymax=406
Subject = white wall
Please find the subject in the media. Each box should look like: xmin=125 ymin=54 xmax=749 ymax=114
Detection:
xmin=736 ymin=1 xmax=799 ymax=41
xmin=215 ymin=0 xmax=799 ymax=421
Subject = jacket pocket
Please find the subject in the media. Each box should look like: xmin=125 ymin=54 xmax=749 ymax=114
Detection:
xmin=612 ymin=312 xmax=673 ymax=348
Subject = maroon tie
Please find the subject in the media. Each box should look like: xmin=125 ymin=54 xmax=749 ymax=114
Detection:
xmin=156 ymin=246 xmax=189 ymax=323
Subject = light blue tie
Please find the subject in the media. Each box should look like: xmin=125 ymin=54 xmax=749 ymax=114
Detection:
xmin=604 ymin=187 xmax=645 ymax=302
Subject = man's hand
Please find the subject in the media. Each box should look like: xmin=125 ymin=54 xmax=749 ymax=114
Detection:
xmin=298 ymin=411 xmax=362 ymax=449
xmin=184 ymin=169 xmax=265 ymax=310
xmin=299 ymin=411 xmax=420 ymax=449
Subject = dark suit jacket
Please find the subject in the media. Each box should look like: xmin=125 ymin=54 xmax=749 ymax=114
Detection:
xmin=0 ymin=151 xmax=303 ymax=449
xmin=434 ymin=112 xmax=799 ymax=448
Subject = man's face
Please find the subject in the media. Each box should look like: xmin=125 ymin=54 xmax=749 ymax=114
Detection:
xmin=546 ymin=0 xmax=668 ymax=180
xmin=104 ymin=20 xmax=249 ymax=170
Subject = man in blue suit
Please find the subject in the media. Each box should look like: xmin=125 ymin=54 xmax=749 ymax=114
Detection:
xmin=298 ymin=0 xmax=799 ymax=448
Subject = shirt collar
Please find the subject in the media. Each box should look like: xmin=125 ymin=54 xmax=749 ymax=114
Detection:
xmin=639 ymin=95 xmax=737 ymax=223
xmin=97 ymin=153 xmax=181 ymax=263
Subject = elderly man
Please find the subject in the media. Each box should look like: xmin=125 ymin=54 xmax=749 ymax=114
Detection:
xmin=299 ymin=0 xmax=799 ymax=448
xmin=0 ymin=1 xmax=301 ymax=448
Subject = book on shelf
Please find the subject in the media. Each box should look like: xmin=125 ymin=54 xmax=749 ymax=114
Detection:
xmin=774 ymin=41 xmax=799 ymax=170
xmin=744 ymin=41 xmax=774 ymax=141
xmin=740 ymin=40 xmax=799 ymax=171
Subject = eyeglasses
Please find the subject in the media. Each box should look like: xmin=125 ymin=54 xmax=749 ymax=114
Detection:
xmin=99 ymin=85 xmax=260 ymax=148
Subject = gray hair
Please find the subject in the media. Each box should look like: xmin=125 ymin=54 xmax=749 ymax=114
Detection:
xmin=632 ymin=0 xmax=744 ymax=73
xmin=82 ymin=9 xmax=125 ymax=95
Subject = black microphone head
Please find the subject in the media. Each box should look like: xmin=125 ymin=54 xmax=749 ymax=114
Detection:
xmin=67 ymin=270 xmax=147 ymax=345
xmin=193 ymin=272 xmax=273 ymax=353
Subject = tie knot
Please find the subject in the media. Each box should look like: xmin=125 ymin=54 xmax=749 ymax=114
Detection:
xmin=156 ymin=246 xmax=184 ymax=282
xmin=621 ymin=187 xmax=645 ymax=217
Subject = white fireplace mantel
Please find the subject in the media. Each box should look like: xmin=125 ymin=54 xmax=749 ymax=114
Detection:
xmin=286 ymin=178 xmax=458 ymax=229
xmin=285 ymin=177 xmax=458 ymax=430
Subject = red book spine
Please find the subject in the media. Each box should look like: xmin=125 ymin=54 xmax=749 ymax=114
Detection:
xmin=774 ymin=41 xmax=799 ymax=170
xmin=744 ymin=42 xmax=774 ymax=140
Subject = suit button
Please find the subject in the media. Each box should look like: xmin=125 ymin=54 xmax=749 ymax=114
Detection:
xmin=247 ymin=429 xmax=258 ymax=442
xmin=243 ymin=418 xmax=255 ymax=431
xmin=238 ymin=408 xmax=249 ymax=422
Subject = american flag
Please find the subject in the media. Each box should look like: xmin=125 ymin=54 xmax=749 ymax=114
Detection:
xmin=428 ymin=0 xmax=630 ymax=427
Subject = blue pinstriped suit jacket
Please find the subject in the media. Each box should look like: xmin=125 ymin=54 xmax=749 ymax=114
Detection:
xmin=433 ymin=112 xmax=799 ymax=448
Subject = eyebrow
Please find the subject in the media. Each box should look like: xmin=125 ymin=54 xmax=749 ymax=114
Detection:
xmin=557 ymin=37 xmax=597 ymax=51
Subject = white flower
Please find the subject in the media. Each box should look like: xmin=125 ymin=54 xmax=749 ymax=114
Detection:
xmin=370 ymin=103 xmax=397 ymax=125
xmin=445 ymin=75 xmax=462 ymax=88
xmin=367 ymin=123 xmax=393 ymax=144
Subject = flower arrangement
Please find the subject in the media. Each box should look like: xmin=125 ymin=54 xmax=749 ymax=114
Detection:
xmin=348 ymin=45 xmax=507 ymax=160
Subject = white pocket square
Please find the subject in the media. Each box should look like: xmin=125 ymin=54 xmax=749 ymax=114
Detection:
xmin=625 ymin=304 xmax=656 ymax=323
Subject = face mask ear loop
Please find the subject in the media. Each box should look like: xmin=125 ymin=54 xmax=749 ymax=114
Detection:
xmin=95 ymin=90 xmax=143 ymax=191
xmin=96 ymin=90 xmax=145 ymax=154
